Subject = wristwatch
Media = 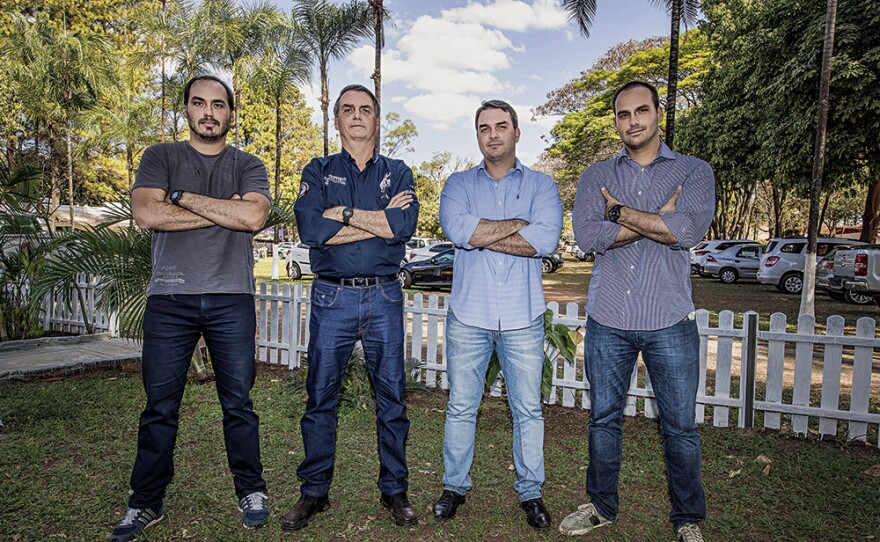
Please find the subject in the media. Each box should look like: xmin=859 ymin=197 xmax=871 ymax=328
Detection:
xmin=169 ymin=189 xmax=185 ymax=207
xmin=608 ymin=204 xmax=624 ymax=223
xmin=342 ymin=207 xmax=354 ymax=226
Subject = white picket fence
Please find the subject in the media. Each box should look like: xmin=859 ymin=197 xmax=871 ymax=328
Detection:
xmin=254 ymin=282 xmax=880 ymax=448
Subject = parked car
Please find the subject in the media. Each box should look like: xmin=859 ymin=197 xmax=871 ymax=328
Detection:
xmin=406 ymin=237 xmax=438 ymax=250
xmin=407 ymin=241 xmax=454 ymax=264
xmin=284 ymin=241 xmax=313 ymax=280
xmin=702 ymin=243 xmax=764 ymax=283
xmin=832 ymin=244 xmax=880 ymax=304
xmin=276 ymin=241 xmax=296 ymax=258
xmin=815 ymin=245 xmax=874 ymax=305
xmin=573 ymin=246 xmax=596 ymax=262
xmin=690 ymin=239 xmax=756 ymax=275
xmin=757 ymin=237 xmax=862 ymax=294
xmin=398 ymin=249 xmax=454 ymax=289
xmin=542 ymin=250 xmax=564 ymax=273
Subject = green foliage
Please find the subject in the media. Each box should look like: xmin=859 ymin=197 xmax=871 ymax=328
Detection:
xmin=484 ymin=308 xmax=582 ymax=400
xmin=413 ymin=151 xmax=475 ymax=238
xmin=381 ymin=112 xmax=418 ymax=158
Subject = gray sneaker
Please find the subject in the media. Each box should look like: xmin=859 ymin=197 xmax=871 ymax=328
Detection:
xmin=558 ymin=502 xmax=611 ymax=536
xmin=109 ymin=505 xmax=165 ymax=541
xmin=239 ymin=491 xmax=269 ymax=529
xmin=676 ymin=523 xmax=705 ymax=542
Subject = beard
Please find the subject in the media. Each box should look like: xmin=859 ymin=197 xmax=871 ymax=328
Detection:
xmin=187 ymin=115 xmax=230 ymax=143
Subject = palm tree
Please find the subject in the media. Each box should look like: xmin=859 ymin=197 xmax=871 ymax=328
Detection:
xmin=292 ymin=0 xmax=371 ymax=156
xmin=367 ymin=0 xmax=392 ymax=149
xmin=561 ymin=0 xmax=701 ymax=148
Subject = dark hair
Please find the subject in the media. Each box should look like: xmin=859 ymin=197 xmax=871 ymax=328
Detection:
xmin=612 ymin=81 xmax=659 ymax=114
xmin=333 ymin=84 xmax=380 ymax=117
xmin=183 ymin=75 xmax=235 ymax=111
xmin=474 ymin=99 xmax=518 ymax=130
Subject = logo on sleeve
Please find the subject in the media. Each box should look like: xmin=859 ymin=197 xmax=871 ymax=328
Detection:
xmin=298 ymin=182 xmax=310 ymax=198
xmin=324 ymin=174 xmax=347 ymax=186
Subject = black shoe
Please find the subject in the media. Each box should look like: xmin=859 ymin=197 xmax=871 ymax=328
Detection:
xmin=433 ymin=489 xmax=466 ymax=520
xmin=520 ymin=497 xmax=551 ymax=530
xmin=280 ymin=494 xmax=330 ymax=532
xmin=380 ymin=491 xmax=418 ymax=526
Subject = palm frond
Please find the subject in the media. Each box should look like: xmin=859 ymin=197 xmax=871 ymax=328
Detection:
xmin=561 ymin=0 xmax=598 ymax=38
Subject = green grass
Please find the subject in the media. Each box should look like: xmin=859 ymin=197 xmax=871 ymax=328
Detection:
xmin=1 ymin=365 xmax=878 ymax=541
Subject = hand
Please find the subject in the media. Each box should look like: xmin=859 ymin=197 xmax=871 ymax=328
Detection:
xmin=387 ymin=191 xmax=414 ymax=210
xmin=322 ymin=206 xmax=344 ymax=221
xmin=659 ymin=185 xmax=681 ymax=213
xmin=600 ymin=186 xmax=622 ymax=220
xmin=231 ymin=193 xmax=241 ymax=200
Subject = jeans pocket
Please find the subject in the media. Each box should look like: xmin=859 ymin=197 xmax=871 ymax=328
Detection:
xmin=312 ymin=282 xmax=341 ymax=308
xmin=379 ymin=280 xmax=403 ymax=303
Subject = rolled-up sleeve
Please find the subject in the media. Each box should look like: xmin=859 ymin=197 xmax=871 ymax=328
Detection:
xmin=518 ymin=174 xmax=563 ymax=256
xmin=383 ymin=164 xmax=419 ymax=245
xmin=572 ymin=165 xmax=621 ymax=254
xmin=294 ymin=158 xmax=343 ymax=250
xmin=659 ymin=159 xmax=716 ymax=250
xmin=440 ymin=172 xmax=481 ymax=249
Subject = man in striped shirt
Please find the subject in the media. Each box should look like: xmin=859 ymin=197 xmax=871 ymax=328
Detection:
xmin=433 ymin=100 xmax=562 ymax=530
xmin=560 ymin=81 xmax=715 ymax=542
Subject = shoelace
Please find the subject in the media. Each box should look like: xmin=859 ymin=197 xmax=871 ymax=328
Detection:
xmin=677 ymin=524 xmax=705 ymax=542
xmin=241 ymin=492 xmax=268 ymax=511
xmin=118 ymin=508 xmax=141 ymax=527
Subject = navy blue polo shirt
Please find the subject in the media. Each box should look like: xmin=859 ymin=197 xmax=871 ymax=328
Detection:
xmin=293 ymin=148 xmax=419 ymax=278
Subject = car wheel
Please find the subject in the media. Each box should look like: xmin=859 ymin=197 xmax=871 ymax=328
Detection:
xmin=541 ymin=258 xmax=552 ymax=273
xmin=584 ymin=252 xmax=595 ymax=262
xmin=844 ymin=289 xmax=874 ymax=305
xmin=398 ymin=270 xmax=413 ymax=289
xmin=719 ymin=268 xmax=739 ymax=284
xmin=780 ymin=272 xmax=803 ymax=294
xmin=287 ymin=261 xmax=301 ymax=280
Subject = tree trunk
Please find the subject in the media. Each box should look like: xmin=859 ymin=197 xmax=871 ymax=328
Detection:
xmin=371 ymin=0 xmax=383 ymax=151
xmin=275 ymin=100 xmax=282 ymax=242
xmin=799 ymin=0 xmax=837 ymax=318
xmin=66 ymin=123 xmax=74 ymax=230
xmin=664 ymin=0 xmax=681 ymax=149
xmin=321 ymin=65 xmax=330 ymax=157
xmin=861 ymin=174 xmax=880 ymax=243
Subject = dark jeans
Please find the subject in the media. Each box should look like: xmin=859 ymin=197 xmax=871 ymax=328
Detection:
xmin=297 ymin=278 xmax=410 ymax=497
xmin=584 ymin=317 xmax=706 ymax=529
xmin=128 ymin=294 xmax=265 ymax=509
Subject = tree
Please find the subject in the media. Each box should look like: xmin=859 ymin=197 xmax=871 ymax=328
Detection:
xmin=414 ymin=152 xmax=475 ymax=238
xmin=367 ymin=0 xmax=392 ymax=149
xmin=292 ymin=0 xmax=371 ymax=156
xmin=561 ymin=0 xmax=701 ymax=147
xmin=381 ymin=112 xmax=418 ymax=158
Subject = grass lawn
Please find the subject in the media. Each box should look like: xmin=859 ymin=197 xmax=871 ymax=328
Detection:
xmin=1 ymin=365 xmax=879 ymax=541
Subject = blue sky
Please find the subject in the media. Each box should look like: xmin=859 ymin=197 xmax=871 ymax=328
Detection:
xmin=274 ymin=0 xmax=676 ymax=167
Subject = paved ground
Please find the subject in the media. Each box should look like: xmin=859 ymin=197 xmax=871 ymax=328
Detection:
xmin=0 ymin=333 xmax=142 ymax=381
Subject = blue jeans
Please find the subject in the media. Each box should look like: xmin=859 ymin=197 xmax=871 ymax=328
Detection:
xmin=129 ymin=294 xmax=265 ymax=509
xmin=442 ymin=311 xmax=545 ymax=501
xmin=584 ymin=317 xmax=705 ymax=529
xmin=297 ymin=278 xmax=410 ymax=497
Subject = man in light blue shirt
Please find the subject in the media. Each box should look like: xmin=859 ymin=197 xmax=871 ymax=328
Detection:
xmin=433 ymin=100 xmax=562 ymax=530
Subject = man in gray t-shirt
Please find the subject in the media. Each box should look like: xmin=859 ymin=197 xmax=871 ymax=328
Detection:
xmin=110 ymin=76 xmax=272 ymax=542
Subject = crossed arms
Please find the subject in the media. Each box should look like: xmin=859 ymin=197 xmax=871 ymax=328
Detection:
xmin=322 ymin=191 xmax=413 ymax=245
xmin=132 ymin=188 xmax=270 ymax=232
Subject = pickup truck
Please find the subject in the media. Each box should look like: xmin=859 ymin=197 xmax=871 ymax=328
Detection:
xmin=833 ymin=244 xmax=880 ymax=304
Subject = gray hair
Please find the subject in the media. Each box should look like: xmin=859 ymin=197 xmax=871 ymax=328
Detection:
xmin=333 ymin=84 xmax=380 ymax=117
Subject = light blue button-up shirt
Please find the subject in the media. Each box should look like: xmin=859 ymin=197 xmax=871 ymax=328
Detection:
xmin=440 ymin=159 xmax=563 ymax=331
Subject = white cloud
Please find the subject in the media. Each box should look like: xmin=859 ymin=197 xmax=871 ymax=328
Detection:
xmin=402 ymin=93 xmax=483 ymax=130
xmin=442 ymin=0 xmax=568 ymax=32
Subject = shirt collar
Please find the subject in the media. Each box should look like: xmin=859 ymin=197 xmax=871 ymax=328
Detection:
xmin=477 ymin=157 xmax=524 ymax=177
xmin=614 ymin=140 xmax=678 ymax=165
xmin=340 ymin=146 xmax=380 ymax=167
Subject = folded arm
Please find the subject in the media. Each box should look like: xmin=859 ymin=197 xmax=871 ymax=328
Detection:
xmin=132 ymin=187 xmax=215 ymax=231
xmin=178 ymin=191 xmax=270 ymax=232
xmin=469 ymin=218 xmax=529 ymax=247
xmin=323 ymin=191 xmax=413 ymax=241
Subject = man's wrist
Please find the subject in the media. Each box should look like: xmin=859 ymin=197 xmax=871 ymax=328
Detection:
xmin=608 ymin=204 xmax=624 ymax=223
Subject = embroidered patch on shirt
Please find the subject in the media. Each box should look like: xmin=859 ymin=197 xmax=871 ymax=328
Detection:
xmin=298 ymin=182 xmax=310 ymax=198
xmin=379 ymin=172 xmax=392 ymax=194
xmin=324 ymin=174 xmax=347 ymax=186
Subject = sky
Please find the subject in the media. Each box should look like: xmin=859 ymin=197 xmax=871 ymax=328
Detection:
xmin=273 ymin=0 xmax=676 ymax=168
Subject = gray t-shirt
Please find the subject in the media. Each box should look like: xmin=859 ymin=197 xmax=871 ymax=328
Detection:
xmin=133 ymin=142 xmax=271 ymax=296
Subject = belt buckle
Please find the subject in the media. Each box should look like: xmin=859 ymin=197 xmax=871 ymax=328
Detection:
xmin=352 ymin=277 xmax=367 ymax=287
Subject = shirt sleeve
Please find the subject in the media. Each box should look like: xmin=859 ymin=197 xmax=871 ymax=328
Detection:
xmin=659 ymin=159 xmax=716 ymax=250
xmin=238 ymin=153 xmax=271 ymax=204
xmin=132 ymin=145 xmax=169 ymax=193
xmin=294 ymin=158 xmax=343 ymax=251
xmin=382 ymin=162 xmax=419 ymax=245
xmin=517 ymin=173 xmax=563 ymax=257
xmin=439 ymin=172 xmax=481 ymax=250
xmin=572 ymin=164 xmax=622 ymax=254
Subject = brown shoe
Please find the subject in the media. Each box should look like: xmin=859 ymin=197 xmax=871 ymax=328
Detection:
xmin=380 ymin=491 xmax=418 ymax=526
xmin=280 ymin=494 xmax=330 ymax=532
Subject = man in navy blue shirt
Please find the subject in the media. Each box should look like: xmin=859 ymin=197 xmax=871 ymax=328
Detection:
xmin=283 ymin=84 xmax=419 ymax=532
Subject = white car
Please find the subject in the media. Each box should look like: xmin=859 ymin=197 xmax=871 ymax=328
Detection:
xmin=407 ymin=241 xmax=455 ymax=264
xmin=690 ymin=239 xmax=756 ymax=275
xmin=757 ymin=237 xmax=862 ymax=294
xmin=284 ymin=242 xmax=313 ymax=280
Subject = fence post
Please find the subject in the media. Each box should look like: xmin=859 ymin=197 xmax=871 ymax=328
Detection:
xmin=743 ymin=312 xmax=758 ymax=428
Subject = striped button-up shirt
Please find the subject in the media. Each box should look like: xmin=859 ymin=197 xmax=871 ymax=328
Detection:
xmin=440 ymin=159 xmax=562 ymax=331
xmin=573 ymin=143 xmax=715 ymax=331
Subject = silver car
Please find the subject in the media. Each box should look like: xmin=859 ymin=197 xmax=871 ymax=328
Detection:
xmin=757 ymin=237 xmax=862 ymax=294
xmin=702 ymin=243 xmax=763 ymax=283
xmin=815 ymin=245 xmax=874 ymax=305
xmin=690 ymin=239 xmax=756 ymax=275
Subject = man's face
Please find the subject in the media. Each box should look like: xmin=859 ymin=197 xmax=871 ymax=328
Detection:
xmin=184 ymin=79 xmax=232 ymax=143
xmin=334 ymin=90 xmax=378 ymax=144
xmin=476 ymin=107 xmax=520 ymax=163
xmin=613 ymin=86 xmax=662 ymax=152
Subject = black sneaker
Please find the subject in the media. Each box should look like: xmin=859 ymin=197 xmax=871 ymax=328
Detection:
xmin=109 ymin=505 xmax=165 ymax=542
xmin=239 ymin=491 xmax=269 ymax=529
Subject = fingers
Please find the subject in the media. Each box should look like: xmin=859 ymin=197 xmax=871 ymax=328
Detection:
xmin=231 ymin=193 xmax=242 ymax=200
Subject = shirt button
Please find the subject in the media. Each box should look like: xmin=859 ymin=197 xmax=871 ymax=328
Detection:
xmin=630 ymin=265 xmax=635 ymax=270
xmin=626 ymin=290 xmax=631 ymax=295
xmin=638 ymin=190 xmax=642 ymax=195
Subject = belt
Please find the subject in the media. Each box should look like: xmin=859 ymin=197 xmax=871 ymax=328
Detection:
xmin=316 ymin=274 xmax=398 ymax=287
